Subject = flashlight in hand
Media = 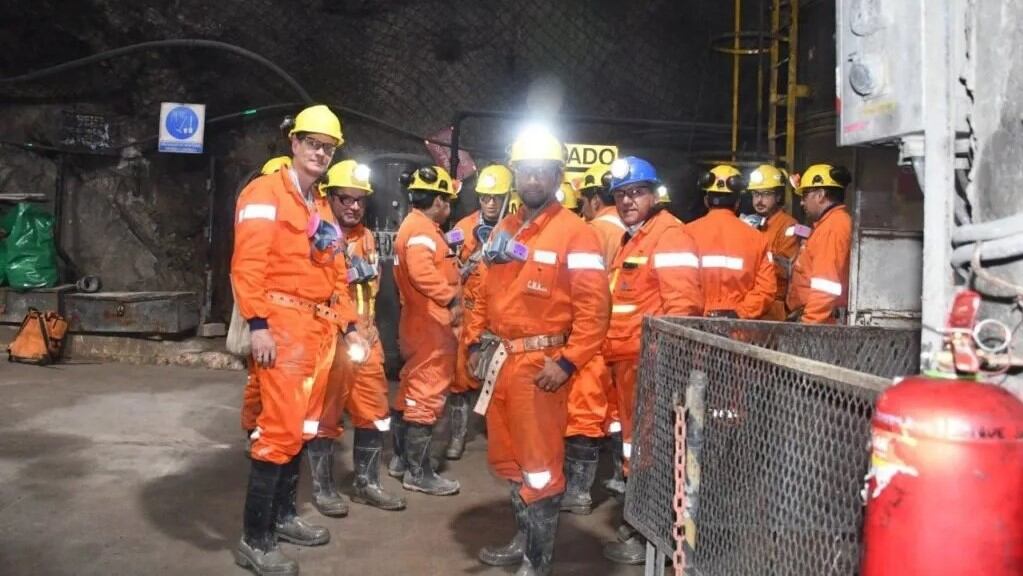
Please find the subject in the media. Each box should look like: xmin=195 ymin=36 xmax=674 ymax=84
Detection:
xmin=347 ymin=342 xmax=369 ymax=364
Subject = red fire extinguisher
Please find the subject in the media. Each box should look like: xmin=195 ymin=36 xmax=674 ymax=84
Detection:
xmin=861 ymin=291 xmax=1023 ymax=575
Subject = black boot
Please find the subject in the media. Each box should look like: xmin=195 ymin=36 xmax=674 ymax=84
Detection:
xmin=603 ymin=523 xmax=646 ymax=565
xmin=402 ymin=422 xmax=460 ymax=496
xmin=561 ymin=435 xmax=601 ymax=515
xmin=444 ymin=392 xmax=470 ymax=460
xmin=479 ymin=483 xmax=528 ymax=566
xmin=352 ymin=428 xmax=407 ymax=511
xmin=387 ymin=409 xmax=407 ymax=478
xmin=306 ymin=437 xmax=349 ymax=517
xmin=275 ymin=455 xmax=330 ymax=546
xmin=516 ymin=495 xmax=562 ymax=576
xmin=603 ymin=431 xmax=627 ymax=497
xmin=234 ymin=459 xmax=298 ymax=576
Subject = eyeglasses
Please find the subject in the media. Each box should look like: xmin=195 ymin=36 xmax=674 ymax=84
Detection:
xmin=301 ymin=136 xmax=337 ymax=156
xmin=612 ymin=185 xmax=653 ymax=201
xmin=514 ymin=165 xmax=560 ymax=181
xmin=330 ymin=194 xmax=365 ymax=207
xmin=479 ymin=195 xmax=503 ymax=204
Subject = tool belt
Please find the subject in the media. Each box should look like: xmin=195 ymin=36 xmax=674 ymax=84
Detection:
xmin=472 ymin=331 xmax=568 ymax=416
xmin=267 ymin=291 xmax=343 ymax=325
xmin=707 ymin=309 xmax=739 ymax=319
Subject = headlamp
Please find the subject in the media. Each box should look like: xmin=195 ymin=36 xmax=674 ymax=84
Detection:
xmin=610 ymin=158 xmax=630 ymax=179
xmin=354 ymin=163 xmax=371 ymax=183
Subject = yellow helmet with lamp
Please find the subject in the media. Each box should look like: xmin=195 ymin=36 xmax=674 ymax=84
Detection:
xmin=508 ymin=125 xmax=566 ymax=164
xmin=323 ymin=160 xmax=373 ymax=193
xmin=793 ymin=163 xmax=852 ymax=195
xmin=475 ymin=165 xmax=513 ymax=196
xmin=747 ymin=164 xmax=788 ymax=191
xmin=400 ymin=165 xmax=460 ymax=198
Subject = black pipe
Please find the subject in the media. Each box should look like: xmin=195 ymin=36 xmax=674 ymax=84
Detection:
xmin=0 ymin=39 xmax=313 ymax=104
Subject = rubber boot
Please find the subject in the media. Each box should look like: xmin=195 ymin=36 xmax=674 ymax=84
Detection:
xmin=402 ymin=422 xmax=460 ymax=496
xmin=351 ymin=428 xmax=407 ymax=511
xmin=306 ymin=437 xmax=349 ymax=517
xmin=387 ymin=409 xmax=408 ymax=478
xmin=444 ymin=392 xmax=470 ymax=460
xmin=479 ymin=483 xmax=528 ymax=566
xmin=274 ymin=455 xmax=330 ymax=546
xmin=603 ymin=431 xmax=627 ymax=497
xmin=515 ymin=494 xmax=562 ymax=576
xmin=561 ymin=435 xmax=601 ymax=515
xmin=603 ymin=523 xmax=646 ymax=565
xmin=233 ymin=459 xmax=298 ymax=576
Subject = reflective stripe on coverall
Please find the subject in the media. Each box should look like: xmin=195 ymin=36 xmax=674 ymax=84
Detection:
xmin=604 ymin=209 xmax=703 ymax=473
xmin=686 ymin=208 xmax=776 ymax=319
xmin=786 ymin=204 xmax=852 ymax=324
xmin=453 ymin=210 xmax=486 ymax=395
xmin=318 ymin=223 xmax=392 ymax=437
xmin=760 ymin=210 xmax=799 ymax=321
xmin=464 ymin=201 xmax=610 ymax=503
xmin=393 ymin=209 xmax=460 ymax=425
xmin=232 ymin=168 xmax=357 ymax=464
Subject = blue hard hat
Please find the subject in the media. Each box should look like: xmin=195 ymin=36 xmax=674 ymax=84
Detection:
xmin=608 ymin=156 xmax=660 ymax=191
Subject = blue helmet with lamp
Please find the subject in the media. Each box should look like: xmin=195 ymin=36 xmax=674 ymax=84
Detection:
xmin=608 ymin=156 xmax=661 ymax=192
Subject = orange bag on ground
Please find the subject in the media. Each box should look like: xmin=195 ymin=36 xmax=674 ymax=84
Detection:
xmin=8 ymin=308 xmax=68 ymax=365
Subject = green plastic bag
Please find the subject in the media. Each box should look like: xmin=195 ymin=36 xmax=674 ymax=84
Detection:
xmin=4 ymin=202 xmax=58 ymax=289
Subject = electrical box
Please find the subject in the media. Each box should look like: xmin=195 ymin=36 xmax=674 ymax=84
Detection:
xmin=837 ymin=0 xmax=924 ymax=145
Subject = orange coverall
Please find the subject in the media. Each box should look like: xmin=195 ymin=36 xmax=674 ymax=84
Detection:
xmin=604 ymin=209 xmax=703 ymax=471
xmin=787 ymin=204 xmax=852 ymax=324
xmin=233 ymin=168 xmax=357 ymax=464
xmin=686 ymin=208 xmax=776 ymax=319
xmin=318 ymin=223 xmax=392 ymax=437
xmin=393 ymin=209 xmax=460 ymax=425
xmin=464 ymin=202 xmax=610 ymax=503
xmin=452 ymin=210 xmax=487 ymax=395
xmin=760 ymin=210 xmax=799 ymax=321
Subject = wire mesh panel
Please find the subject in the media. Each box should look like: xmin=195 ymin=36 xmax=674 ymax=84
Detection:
xmin=625 ymin=318 xmax=918 ymax=576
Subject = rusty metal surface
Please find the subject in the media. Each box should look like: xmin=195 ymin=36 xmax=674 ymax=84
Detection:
xmin=625 ymin=318 xmax=919 ymax=575
xmin=0 ymin=285 xmax=74 ymax=323
xmin=66 ymin=291 xmax=198 ymax=334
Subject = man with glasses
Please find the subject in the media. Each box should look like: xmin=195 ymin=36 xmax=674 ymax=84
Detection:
xmin=600 ymin=156 xmax=703 ymax=564
xmin=391 ymin=165 xmax=463 ymax=496
xmin=687 ymin=164 xmax=776 ymax=319
xmin=786 ymin=164 xmax=853 ymax=324
xmin=445 ymin=164 xmax=512 ymax=460
xmin=232 ymin=105 xmax=367 ymax=576
xmin=747 ymin=164 xmax=799 ymax=320
xmin=300 ymin=159 xmax=407 ymax=515
xmin=467 ymin=126 xmax=610 ymax=576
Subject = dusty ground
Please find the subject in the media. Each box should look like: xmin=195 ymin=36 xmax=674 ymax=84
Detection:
xmin=0 ymin=362 xmax=646 ymax=575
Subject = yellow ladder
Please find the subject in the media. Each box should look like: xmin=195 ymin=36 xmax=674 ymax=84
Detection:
xmin=767 ymin=0 xmax=810 ymax=175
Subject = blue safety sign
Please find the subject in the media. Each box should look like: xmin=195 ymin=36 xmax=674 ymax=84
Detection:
xmin=158 ymin=102 xmax=205 ymax=154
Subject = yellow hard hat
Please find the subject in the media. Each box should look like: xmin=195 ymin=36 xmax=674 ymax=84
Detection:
xmin=699 ymin=165 xmax=746 ymax=194
xmin=261 ymin=156 xmax=291 ymax=175
xmin=475 ymin=165 xmax=512 ymax=195
xmin=747 ymin=164 xmax=788 ymax=191
xmin=289 ymin=105 xmax=344 ymax=144
xmin=401 ymin=165 xmax=459 ymax=197
xmin=794 ymin=163 xmax=852 ymax=194
xmin=323 ymin=160 xmax=373 ymax=194
xmin=574 ymin=164 xmax=611 ymax=192
xmin=557 ymin=180 xmax=579 ymax=209
xmin=508 ymin=192 xmax=523 ymax=214
xmin=508 ymin=125 xmax=565 ymax=164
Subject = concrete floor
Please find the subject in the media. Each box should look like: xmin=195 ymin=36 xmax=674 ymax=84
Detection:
xmin=0 ymin=362 xmax=646 ymax=576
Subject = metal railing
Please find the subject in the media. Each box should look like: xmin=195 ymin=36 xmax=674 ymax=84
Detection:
xmin=624 ymin=317 xmax=919 ymax=576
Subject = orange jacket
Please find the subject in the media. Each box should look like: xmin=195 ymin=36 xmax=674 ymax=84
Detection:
xmin=590 ymin=206 xmax=627 ymax=270
xmin=787 ymin=205 xmax=852 ymax=324
xmin=604 ymin=210 xmax=702 ymax=362
xmin=687 ymin=208 xmax=776 ymax=319
xmin=232 ymin=168 xmax=357 ymax=329
xmin=761 ymin=210 xmax=799 ymax=306
xmin=394 ymin=209 xmax=460 ymax=327
xmin=464 ymin=202 xmax=610 ymax=373
xmin=342 ymin=223 xmax=380 ymax=327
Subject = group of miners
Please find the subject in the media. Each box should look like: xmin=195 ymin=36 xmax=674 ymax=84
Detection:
xmin=230 ymin=104 xmax=854 ymax=576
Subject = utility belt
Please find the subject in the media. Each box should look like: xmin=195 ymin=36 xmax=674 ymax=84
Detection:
xmin=472 ymin=331 xmax=568 ymax=416
xmin=786 ymin=306 xmax=848 ymax=323
xmin=706 ymin=309 xmax=739 ymax=319
xmin=266 ymin=290 xmax=343 ymax=325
